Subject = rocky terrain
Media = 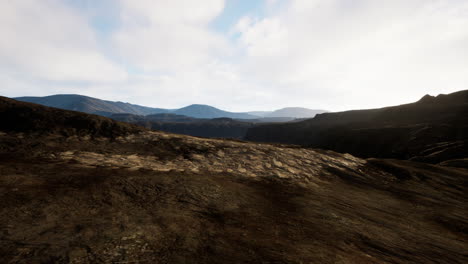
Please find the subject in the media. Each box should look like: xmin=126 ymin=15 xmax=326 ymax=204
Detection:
xmin=246 ymin=90 xmax=468 ymax=164
xmin=1 ymin=97 xmax=467 ymax=263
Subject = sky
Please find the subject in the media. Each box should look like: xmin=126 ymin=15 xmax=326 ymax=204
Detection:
xmin=1 ymin=0 xmax=467 ymax=112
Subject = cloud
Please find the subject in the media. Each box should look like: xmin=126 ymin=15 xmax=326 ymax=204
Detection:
xmin=233 ymin=0 xmax=468 ymax=110
xmin=0 ymin=0 xmax=127 ymax=83
xmin=1 ymin=0 xmax=467 ymax=112
xmin=112 ymin=0 xmax=229 ymax=71
xmin=119 ymin=0 xmax=224 ymax=24
xmin=82 ymin=61 xmax=272 ymax=111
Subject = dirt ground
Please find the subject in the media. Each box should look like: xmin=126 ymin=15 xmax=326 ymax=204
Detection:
xmin=0 ymin=131 xmax=467 ymax=263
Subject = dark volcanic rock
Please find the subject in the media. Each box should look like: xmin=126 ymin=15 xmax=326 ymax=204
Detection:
xmin=246 ymin=90 xmax=468 ymax=163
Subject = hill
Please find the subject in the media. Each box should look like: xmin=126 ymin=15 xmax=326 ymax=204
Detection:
xmin=14 ymin=95 xmax=258 ymax=119
xmin=15 ymin=94 xmax=168 ymax=116
xmin=14 ymin=94 xmax=327 ymax=120
xmin=0 ymin=97 xmax=467 ymax=263
xmin=173 ymin=104 xmax=258 ymax=119
xmin=245 ymin=90 xmax=468 ymax=164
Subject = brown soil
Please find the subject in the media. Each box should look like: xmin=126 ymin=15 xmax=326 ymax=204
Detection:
xmin=1 ymin=130 xmax=467 ymax=264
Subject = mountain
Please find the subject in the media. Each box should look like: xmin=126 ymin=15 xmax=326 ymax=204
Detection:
xmin=14 ymin=94 xmax=327 ymax=120
xmin=246 ymin=90 xmax=468 ymax=164
xmin=15 ymin=94 xmax=168 ymax=116
xmin=266 ymin=107 xmax=327 ymax=118
xmin=1 ymin=97 xmax=467 ymax=263
xmin=14 ymin=95 xmax=261 ymax=119
xmin=173 ymin=104 xmax=258 ymax=119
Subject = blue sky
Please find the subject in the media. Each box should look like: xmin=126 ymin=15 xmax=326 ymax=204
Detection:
xmin=213 ymin=0 xmax=265 ymax=33
xmin=1 ymin=0 xmax=467 ymax=111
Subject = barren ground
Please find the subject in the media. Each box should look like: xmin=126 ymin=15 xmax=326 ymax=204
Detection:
xmin=0 ymin=130 xmax=467 ymax=263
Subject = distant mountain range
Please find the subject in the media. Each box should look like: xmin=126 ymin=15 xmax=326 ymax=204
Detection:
xmin=14 ymin=94 xmax=326 ymax=119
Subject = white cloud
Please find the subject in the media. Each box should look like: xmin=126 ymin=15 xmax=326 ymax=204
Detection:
xmin=105 ymin=63 xmax=271 ymax=111
xmin=233 ymin=0 xmax=468 ymax=110
xmin=119 ymin=0 xmax=224 ymax=24
xmin=0 ymin=0 xmax=127 ymax=84
xmin=113 ymin=0 xmax=229 ymax=71
xmin=1 ymin=0 xmax=467 ymax=112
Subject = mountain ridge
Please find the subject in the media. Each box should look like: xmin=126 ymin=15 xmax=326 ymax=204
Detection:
xmin=173 ymin=104 xmax=258 ymax=119
xmin=246 ymin=90 xmax=468 ymax=163
xmin=14 ymin=94 xmax=327 ymax=119
xmin=15 ymin=94 xmax=169 ymax=117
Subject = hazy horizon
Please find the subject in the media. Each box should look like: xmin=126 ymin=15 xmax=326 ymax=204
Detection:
xmin=1 ymin=0 xmax=467 ymax=112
